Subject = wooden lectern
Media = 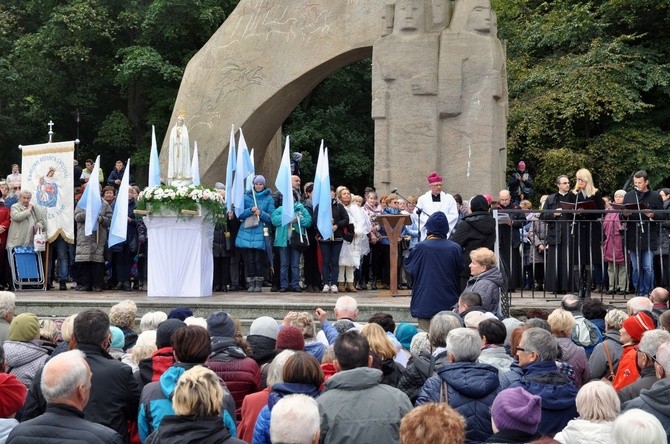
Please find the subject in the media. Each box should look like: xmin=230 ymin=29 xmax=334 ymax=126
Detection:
xmin=377 ymin=214 xmax=411 ymax=297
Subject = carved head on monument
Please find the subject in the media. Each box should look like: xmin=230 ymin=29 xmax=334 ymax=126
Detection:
xmin=394 ymin=0 xmax=425 ymax=33
xmin=448 ymin=0 xmax=493 ymax=34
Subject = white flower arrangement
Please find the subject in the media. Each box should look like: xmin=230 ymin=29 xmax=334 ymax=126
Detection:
xmin=137 ymin=184 xmax=225 ymax=221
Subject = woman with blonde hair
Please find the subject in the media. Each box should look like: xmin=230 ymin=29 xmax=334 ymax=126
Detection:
xmin=461 ymin=247 xmax=505 ymax=317
xmin=145 ymin=365 xmax=244 ymax=444
xmin=554 ymin=381 xmax=620 ymax=444
xmin=336 ymin=186 xmax=370 ymax=293
xmin=361 ymin=323 xmax=405 ymax=387
xmin=571 ymin=168 xmax=605 ymax=298
xmin=547 ymin=308 xmax=589 ymax=387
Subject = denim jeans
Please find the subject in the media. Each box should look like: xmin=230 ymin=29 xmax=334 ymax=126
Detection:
xmin=319 ymin=241 xmax=342 ymax=286
xmin=630 ymin=249 xmax=654 ymax=296
xmin=53 ymin=236 xmax=71 ymax=282
xmin=279 ymin=247 xmax=301 ymax=289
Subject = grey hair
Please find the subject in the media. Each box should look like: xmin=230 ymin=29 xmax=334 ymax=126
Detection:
xmin=627 ymin=297 xmax=653 ymax=315
xmin=446 ymin=328 xmax=481 ymax=362
xmin=429 ymin=311 xmax=463 ymax=348
xmin=267 ymin=350 xmax=296 ymax=387
xmin=59 ymin=314 xmax=77 ymax=342
xmin=576 ymin=381 xmax=620 ymax=421
xmin=140 ymin=311 xmax=168 ymax=332
xmin=410 ymin=332 xmax=431 ymax=356
xmin=522 ymin=328 xmax=559 ymax=361
xmin=605 ymin=309 xmax=628 ymax=330
xmin=655 ymin=342 xmax=670 ymax=375
xmin=560 ymin=294 xmax=582 ymax=312
xmin=612 ymin=409 xmax=666 ymax=444
xmin=334 ymin=296 xmax=358 ymax=317
xmin=41 ymin=350 xmax=88 ymax=403
xmin=638 ymin=330 xmax=670 ymax=358
xmin=0 ymin=292 xmax=16 ymax=319
xmin=270 ymin=394 xmax=320 ymax=444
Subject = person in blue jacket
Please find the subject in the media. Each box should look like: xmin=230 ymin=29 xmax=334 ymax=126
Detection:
xmin=235 ymin=175 xmax=275 ymax=292
xmin=271 ymin=191 xmax=312 ymax=292
xmin=405 ymin=211 xmax=463 ymax=331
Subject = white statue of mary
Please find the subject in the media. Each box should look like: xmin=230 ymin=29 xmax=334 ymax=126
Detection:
xmin=167 ymin=110 xmax=192 ymax=186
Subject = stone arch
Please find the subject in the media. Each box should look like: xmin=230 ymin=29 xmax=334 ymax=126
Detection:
xmin=161 ymin=1 xmax=388 ymax=185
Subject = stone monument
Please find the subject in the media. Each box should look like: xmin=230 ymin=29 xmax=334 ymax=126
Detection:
xmin=165 ymin=0 xmax=507 ymax=198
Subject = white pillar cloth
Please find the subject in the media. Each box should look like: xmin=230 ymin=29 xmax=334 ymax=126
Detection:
xmin=144 ymin=215 xmax=214 ymax=297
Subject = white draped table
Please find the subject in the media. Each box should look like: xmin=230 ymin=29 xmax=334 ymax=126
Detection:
xmin=144 ymin=215 xmax=214 ymax=297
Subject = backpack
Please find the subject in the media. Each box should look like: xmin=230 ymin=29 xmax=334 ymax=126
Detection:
xmin=571 ymin=316 xmax=602 ymax=349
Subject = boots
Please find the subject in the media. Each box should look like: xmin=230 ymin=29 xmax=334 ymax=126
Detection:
xmin=254 ymin=277 xmax=263 ymax=292
xmin=346 ymin=282 xmax=357 ymax=293
xmin=247 ymin=278 xmax=254 ymax=293
xmin=337 ymin=282 xmax=346 ymax=293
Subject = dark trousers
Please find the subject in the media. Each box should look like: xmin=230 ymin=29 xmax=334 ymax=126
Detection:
xmin=243 ymin=248 xmax=266 ymax=278
xmin=319 ymin=241 xmax=342 ymax=286
xmin=78 ymin=261 xmax=105 ymax=289
xmin=213 ymin=256 xmax=231 ymax=289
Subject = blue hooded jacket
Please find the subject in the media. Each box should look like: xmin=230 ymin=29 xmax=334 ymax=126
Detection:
xmin=235 ymin=188 xmax=275 ymax=250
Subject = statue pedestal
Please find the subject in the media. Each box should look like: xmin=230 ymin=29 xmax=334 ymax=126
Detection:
xmin=143 ymin=214 xmax=214 ymax=297
xmin=377 ymin=214 xmax=411 ymax=297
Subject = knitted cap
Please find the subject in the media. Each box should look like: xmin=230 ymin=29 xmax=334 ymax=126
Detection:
xmin=464 ymin=311 xmax=497 ymax=329
xmin=156 ymin=319 xmax=187 ymax=348
xmin=109 ymin=326 xmax=125 ymax=349
xmin=249 ymin=316 xmax=279 ymax=340
xmin=427 ymin=171 xmax=443 ymax=184
xmin=168 ymin=307 xmax=193 ymax=321
xmin=491 ymin=387 xmax=542 ymax=434
xmin=207 ymin=311 xmax=236 ymax=338
xmin=425 ymin=211 xmax=449 ymax=237
xmin=395 ymin=323 xmax=418 ymax=350
xmin=253 ymin=175 xmax=266 ymax=186
xmin=469 ymin=195 xmax=489 ymax=212
xmin=623 ymin=312 xmax=655 ymax=343
xmin=276 ymin=326 xmax=305 ymax=351
xmin=332 ymin=319 xmax=356 ymax=335
xmin=0 ymin=373 xmax=27 ymax=417
xmin=8 ymin=313 xmax=39 ymax=342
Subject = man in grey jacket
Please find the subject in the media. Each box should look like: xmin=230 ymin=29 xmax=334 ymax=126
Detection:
xmin=317 ymin=330 xmax=412 ymax=444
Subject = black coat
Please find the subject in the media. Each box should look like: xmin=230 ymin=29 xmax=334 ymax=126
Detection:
xmin=624 ymin=188 xmax=664 ymax=251
xmin=484 ymin=429 xmax=540 ymax=443
xmin=8 ymin=404 xmax=122 ymax=444
xmin=315 ymin=199 xmax=349 ymax=241
xmin=145 ymin=415 xmax=244 ymax=444
xmin=450 ymin=211 xmax=496 ymax=282
xmin=22 ymin=343 xmax=140 ymax=443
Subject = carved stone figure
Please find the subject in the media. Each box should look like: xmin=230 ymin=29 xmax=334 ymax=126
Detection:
xmin=167 ymin=111 xmax=192 ymax=187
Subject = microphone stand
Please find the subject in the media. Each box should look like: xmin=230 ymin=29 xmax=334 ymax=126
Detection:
xmin=391 ymin=188 xmax=433 ymax=242
xmin=634 ymin=186 xmax=645 ymax=234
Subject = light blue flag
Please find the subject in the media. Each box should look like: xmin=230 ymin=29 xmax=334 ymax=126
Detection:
xmin=233 ymin=129 xmax=254 ymax=217
xmin=315 ymin=145 xmax=333 ymax=240
xmin=225 ymin=125 xmax=236 ymax=206
xmin=148 ymin=125 xmax=161 ymax=187
xmin=312 ymin=140 xmax=324 ymax=209
xmin=108 ymin=158 xmax=130 ymax=248
xmin=246 ymin=147 xmax=255 ymax=192
xmin=191 ymin=141 xmax=200 ymax=186
xmin=77 ymin=155 xmax=103 ymax=235
xmin=274 ymin=136 xmax=295 ymax=226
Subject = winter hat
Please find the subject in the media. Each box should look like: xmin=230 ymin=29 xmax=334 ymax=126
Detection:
xmin=491 ymin=387 xmax=542 ymax=434
xmin=464 ymin=311 xmax=497 ymax=329
xmin=427 ymin=172 xmax=443 ymax=184
xmin=276 ymin=326 xmax=305 ymax=351
xmin=156 ymin=319 xmax=187 ymax=348
xmin=623 ymin=312 xmax=655 ymax=343
xmin=424 ymin=211 xmax=450 ymax=237
xmin=0 ymin=373 xmax=27 ymax=417
xmin=249 ymin=316 xmax=279 ymax=340
xmin=395 ymin=323 xmax=418 ymax=350
xmin=483 ymin=194 xmax=494 ymax=205
xmin=410 ymin=332 xmax=431 ymax=356
xmin=109 ymin=326 xmax=125 ymax=349
xmin=253 ymin=175 xmax=266 ymax=186
xmin=168 ymin=307 xmax=193 ymax=321
xmin=207 ymin=311 xmax=236 ymax=338
xmin=332 ymin=319 xmax=356 ymax=335
xmin=517 ymin=161 xmax=526 ymax=170
xmin=214 ymin=182 xmax=225 ymax=190
xmin=8 ymin=313 xmax=40 ymax=342
xmin=469 ymin=195 xmax=489 ymax=213
xmin=502 ymin=317 xmax=524 ymax=347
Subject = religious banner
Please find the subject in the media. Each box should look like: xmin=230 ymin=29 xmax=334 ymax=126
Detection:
xmin=21 ymin=141 xmax=75 ymax=243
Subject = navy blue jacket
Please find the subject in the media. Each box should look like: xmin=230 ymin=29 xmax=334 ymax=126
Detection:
xmin=509 ymin=360 xmax=578 ymax=436
xmin=405 ymin=237 xmax=462 ymax=318
xmin=416 ymin=362 xmax=500 ymax=443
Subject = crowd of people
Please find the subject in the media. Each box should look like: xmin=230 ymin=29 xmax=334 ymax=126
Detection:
xmin=0 ymin=290 xmax=668 ymax=443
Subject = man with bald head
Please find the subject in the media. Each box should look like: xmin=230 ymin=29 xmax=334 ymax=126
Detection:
xmin=496 ymin=190 xmax=525 ymax=291
xmin=651 ymin=287 xmax=669 ymax=316
xmin=7 ymin=350 xmax=121 ymax=443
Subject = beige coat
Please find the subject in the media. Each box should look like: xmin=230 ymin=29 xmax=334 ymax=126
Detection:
xmin=74 ymin=202 xmax=112 ymax=263
xmin=6 ymin=202 xmax=45 ymax=251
